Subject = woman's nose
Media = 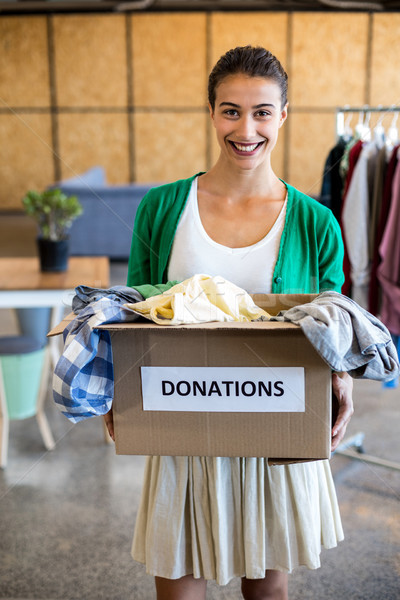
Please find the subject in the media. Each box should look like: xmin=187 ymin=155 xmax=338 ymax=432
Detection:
xmin=236 ymin=116 xmax=256 ymax=139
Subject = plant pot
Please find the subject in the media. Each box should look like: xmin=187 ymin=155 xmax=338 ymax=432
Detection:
xmin=37 ymin=238 xmax=69 ymax=272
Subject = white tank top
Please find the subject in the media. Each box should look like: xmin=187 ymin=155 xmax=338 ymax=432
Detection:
xmin=167 ymin=177 xmax=287 ymax=293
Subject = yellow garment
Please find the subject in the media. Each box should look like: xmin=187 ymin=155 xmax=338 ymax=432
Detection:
xmin=125 ymin=274 xmax=270 ymax=325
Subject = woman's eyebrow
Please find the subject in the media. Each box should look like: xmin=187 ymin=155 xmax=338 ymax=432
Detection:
xmin=218 ymin=102 xmax=276 ymax=109
xmin=219 ymin=102 xmax=240 ymax=108
xmin=254 ymin=103 xmax=276 ymax=109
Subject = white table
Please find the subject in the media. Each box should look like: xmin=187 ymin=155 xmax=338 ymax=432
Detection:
xmin=0 ymin=289 xmax=74 ymax=368
xmin=0 ymin=257 xmax=110 ymax=467
xmin=0 ymin=256 xmax=109 ymax=366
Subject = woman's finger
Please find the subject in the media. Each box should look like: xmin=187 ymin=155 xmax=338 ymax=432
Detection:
xmin=103 ymin=409 xmax=115 ymax=442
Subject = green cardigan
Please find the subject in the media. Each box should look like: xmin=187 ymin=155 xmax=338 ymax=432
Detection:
xmin=127 ymin=173 xmax=344 ymax=298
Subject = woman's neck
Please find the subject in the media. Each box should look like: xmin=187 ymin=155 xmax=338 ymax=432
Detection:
xmin=200 ymin=159 xmax=283 ymax=202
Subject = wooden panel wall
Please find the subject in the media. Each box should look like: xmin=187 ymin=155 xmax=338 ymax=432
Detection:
xmin=1 ymin=11 xmax=399 ymax=210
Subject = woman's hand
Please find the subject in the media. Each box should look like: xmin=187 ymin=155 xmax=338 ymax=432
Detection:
xmin=331 ymin=372 xmax=354 ymax=452
xmin=103 ymin=408 xmax=115 ymax=442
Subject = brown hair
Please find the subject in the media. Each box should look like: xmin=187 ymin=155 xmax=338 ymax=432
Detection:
xmin=208 ymin=45 xmax=288 ymax=110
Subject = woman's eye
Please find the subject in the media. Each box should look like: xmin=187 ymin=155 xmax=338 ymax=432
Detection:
xmin=224 ymin=109 xmax=239 ymax=117
xmin=256 ymin=110 xmax=270 ymax=118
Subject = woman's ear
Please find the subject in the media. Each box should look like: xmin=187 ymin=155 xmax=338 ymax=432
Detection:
xmin=279 ymin=103 xmax=289 ymax=128
xmin=208 ymin=103 xmax=215 ymax=124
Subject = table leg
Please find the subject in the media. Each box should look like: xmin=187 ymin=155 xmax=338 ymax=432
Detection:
xmin=48 ymin=305 xmax=66 ymax=370
xmin=0 ymin=364 xmax=9 ymax=468
xmin=36 ymin=346 xmax=55 ymax=451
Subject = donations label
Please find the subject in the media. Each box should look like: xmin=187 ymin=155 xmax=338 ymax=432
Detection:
xmin=141 ymin=367 xmax=305 ymax=412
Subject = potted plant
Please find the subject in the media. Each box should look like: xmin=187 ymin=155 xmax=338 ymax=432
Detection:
xmin=22 ymin=188 xmax=83 ymax=272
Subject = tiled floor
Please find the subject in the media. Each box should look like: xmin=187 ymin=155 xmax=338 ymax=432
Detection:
xmin=0 ymin=248 xmax=399 ymax=598
xmin=1 ymin=370 xmax=399 ymax=599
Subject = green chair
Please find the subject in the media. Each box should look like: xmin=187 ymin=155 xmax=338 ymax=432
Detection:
xmin=0 ymin=336 xmax=55 ymax=468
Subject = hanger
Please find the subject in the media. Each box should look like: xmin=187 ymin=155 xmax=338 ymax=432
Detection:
xmin=354 ymin=111 xmax=365 ymax=139
xmin=373 ymin=110 xmax=386 ymax=149
xmin=336 ymin=106 xmax=353 ymax=142
xmin=386 ymin=111 xmax=399 ymax=151
xmin=354 ymin=109 xmax=371 ymax=142
xmin=362 ymin=110 xmax=372 ymax=142
xmin=343 ymin=113 xmax=353 ymax=141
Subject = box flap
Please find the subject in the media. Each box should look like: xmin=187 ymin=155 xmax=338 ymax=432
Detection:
xmin=47 ymin=312 xmax=75 ymax=336
xmin=100 ymin=320 xmax=300 ymax=331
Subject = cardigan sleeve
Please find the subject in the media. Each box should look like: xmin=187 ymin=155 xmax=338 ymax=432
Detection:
xmin=273 ymin=185 xmax=345 ymax=295
xmin=318 ymin=212 xmax=345 ymax=293
xmin=126 ymin=190 xmax=180 ymax=297
xmin=127 ymin=192 xmax=152 ymax=287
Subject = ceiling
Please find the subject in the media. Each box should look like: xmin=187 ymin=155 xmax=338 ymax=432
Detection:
xmin=1 ymin=0 xmax=399 ymax=15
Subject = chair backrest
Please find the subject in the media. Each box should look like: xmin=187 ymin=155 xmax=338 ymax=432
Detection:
xmin=0 ymin=336 xmax=45 ymax=420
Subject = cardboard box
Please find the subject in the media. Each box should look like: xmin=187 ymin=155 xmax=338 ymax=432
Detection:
xmin=91 ymin=293 xmax=332 ymax=461
xmin=50 ymin=294 xmax=332 ymax=461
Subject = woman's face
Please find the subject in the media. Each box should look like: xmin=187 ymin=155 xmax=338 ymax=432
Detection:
xmin=210 ymin=73 xmax=288 ymax=171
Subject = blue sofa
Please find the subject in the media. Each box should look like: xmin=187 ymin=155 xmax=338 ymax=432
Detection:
xmin=52 ymin=167 xmax=157 ymax=260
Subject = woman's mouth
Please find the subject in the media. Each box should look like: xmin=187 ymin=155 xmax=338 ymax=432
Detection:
xmin=228 ymin=141 xmax=265 ymax=155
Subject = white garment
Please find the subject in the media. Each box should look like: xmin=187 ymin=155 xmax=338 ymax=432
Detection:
xmin=126 ymin=274 xmax=270 ymax=325
xmin=167 ymin=177 xmax=287 ymax=293
xmin=132 ymin=457 xmax=343 ymax=585
xmin=342 ymin=141 xmax=378 ymax=308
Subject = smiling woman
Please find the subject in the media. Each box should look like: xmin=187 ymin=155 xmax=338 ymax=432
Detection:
xmin=209 ymin=74 xmax=287 ymax=169
xmin=115 ymin=45 xmax=354 ymax=600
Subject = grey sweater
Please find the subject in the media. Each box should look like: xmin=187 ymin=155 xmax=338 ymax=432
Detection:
xmin=272 ymin=291 xmax=399 ymax=381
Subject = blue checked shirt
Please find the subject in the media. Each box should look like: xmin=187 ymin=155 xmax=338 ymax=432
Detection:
xmin=53 ymin=297 xmax=140 ymax=422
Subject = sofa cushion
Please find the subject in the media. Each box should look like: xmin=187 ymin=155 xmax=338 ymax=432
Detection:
xmin=49 ymin=168 xmax=157 ymax=260
xmin=57 ymin=166 xmax=106 ymax=189
xmin=52 ymin=171 xmax=156 ymax=260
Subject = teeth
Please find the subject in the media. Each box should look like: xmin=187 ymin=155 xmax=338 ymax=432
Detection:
xmin=233 ymin=142 xmax=259 ymax=152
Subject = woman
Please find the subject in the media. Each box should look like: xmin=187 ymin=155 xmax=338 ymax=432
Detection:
xmin=106 ymin=46 xmax=353 ymax=600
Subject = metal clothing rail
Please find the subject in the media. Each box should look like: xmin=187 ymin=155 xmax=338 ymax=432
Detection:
xmin=335 ymin=105 xmax=400 ymax=139
xmin=336 ymin=106 xmax=400 ymax=112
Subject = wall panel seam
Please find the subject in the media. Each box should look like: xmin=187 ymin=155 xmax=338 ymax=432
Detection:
xmin=365 ymin=12 xmax=373 ymax=106
xmin=0 ymin=106 xmax=208 ymax=113
xmin=47 ymin=15 xmax=61 ymax=182
xmin=205 ymin=11 xmax=212 ymax=171
xmin=284 ymin=11 xmax=293 ymax=182
xmin=126 ymin=13 xmax=135 ymax=182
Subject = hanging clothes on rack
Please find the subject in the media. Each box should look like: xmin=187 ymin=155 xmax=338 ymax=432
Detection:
xmin=339 ymin=139 xmax=364 ymax=298
xmin=368 ymin=144 xmax=387 ymax=263
xmin=368 ymin=144 xmax=400 ymax=315
xmin=319 ymin=112 xmax=355 ymax=221
xmin=320 ymin=137 xmax=347 ymax=221
xmin=319 ymin=107 xmax=400 ymax=315
xmin=377 ymin=148 xmax=400 ymax=335
xmin=342 ymin=139 xmax=379 ymax=309
xmin=339 ymin=137 xmax=360 ymax=183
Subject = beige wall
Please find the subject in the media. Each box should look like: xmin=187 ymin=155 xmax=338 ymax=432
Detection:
xmin=1 ymin=11 xmax=399 ymax=210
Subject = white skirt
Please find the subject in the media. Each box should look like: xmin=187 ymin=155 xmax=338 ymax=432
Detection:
xmin=131 ymin=456 xmax=344 ymax=586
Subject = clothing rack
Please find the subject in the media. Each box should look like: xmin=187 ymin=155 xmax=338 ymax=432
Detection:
xmin=335 ymin=105 xmax=400 ymax=139
xmin=336 ymin=433 xmax=400 ymax=471
xmin=333 ymin=106 xmax=400 ymax=471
